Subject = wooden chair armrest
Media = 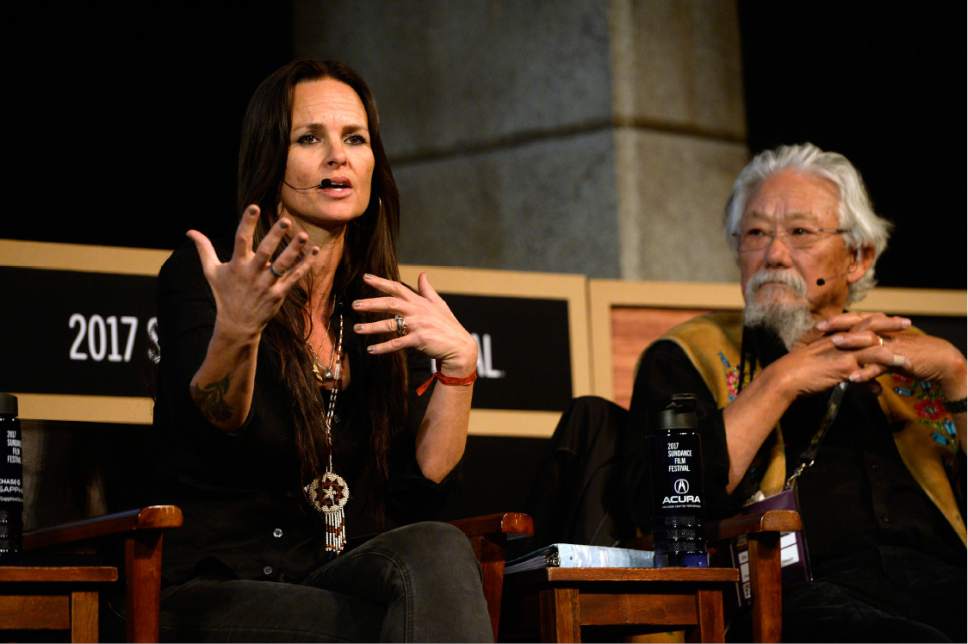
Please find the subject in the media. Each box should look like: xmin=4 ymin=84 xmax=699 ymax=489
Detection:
xmin=23 ymin=505 xmax=184 ymax=551
xmin=707 ymin=509 xmax=802 ymax=543
xmin=706 ymin=509 xmax=800 ymax=643
xmin=448 ymin=512 xmax=534 ymax=540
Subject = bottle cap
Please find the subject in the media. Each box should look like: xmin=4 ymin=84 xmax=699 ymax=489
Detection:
xmin=656 ymin=393 xmax=697 ymax=431
xmin=0 ymin=393 xmax=18 ymax=417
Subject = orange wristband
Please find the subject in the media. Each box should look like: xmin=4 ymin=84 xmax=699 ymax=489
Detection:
xmin=417 ymin=369 xmax=478 ymax=396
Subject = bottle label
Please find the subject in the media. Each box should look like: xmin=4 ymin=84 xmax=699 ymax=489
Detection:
xmin=651 ymin=432 xmax=703 ymax=511
xmin=0 ymin=426 xmax=23 ymax=505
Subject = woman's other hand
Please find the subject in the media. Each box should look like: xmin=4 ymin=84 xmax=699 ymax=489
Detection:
xmin=187 ymin=204 xmax=318 ymax=341
xmin=351 ymin=272 xmax=478 ymax=377
xmin=353 ymin=272 xmax=476 ymax=482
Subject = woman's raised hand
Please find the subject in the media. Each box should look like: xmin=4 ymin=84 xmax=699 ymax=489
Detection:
xmin=187 ymin=205 xmax=318 ymax=340
xmin=351 ymin=272 xmax=478 ymax=376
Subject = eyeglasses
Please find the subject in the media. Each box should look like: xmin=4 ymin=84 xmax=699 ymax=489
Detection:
xmin=733 ymin=225 xmax=847 ymax=252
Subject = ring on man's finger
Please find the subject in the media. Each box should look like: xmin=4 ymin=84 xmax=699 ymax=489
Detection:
xmin=268 ymin=264 xmax=286 ymax=279
xmin=877 ymin=336 xmax=885 ymax=348
xmin=394 ymin=314 xmax=408 ymax=337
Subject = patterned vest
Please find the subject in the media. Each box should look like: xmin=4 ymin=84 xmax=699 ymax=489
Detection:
xmin=662 ymin=311 xmax=966 ymax=545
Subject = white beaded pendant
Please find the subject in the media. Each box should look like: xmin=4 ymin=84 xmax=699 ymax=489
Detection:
xmin=304 ymin=471 xmax=350 ymax=554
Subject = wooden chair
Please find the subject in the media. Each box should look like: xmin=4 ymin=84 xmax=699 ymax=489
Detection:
xmin=0 ymin=505 xmax=184 ymax=642
xmin=707 ymin=508 xmax=802 ymax=643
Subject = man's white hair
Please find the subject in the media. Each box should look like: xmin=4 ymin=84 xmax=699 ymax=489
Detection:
xmin=724 ymin=143 xmax=892 ymax=303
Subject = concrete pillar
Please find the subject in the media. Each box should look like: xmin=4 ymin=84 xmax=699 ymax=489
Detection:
xmin=610 ymin=0 xmax=747 ymax=281
xmin=294 ymin=0 xmax=747 ymax=281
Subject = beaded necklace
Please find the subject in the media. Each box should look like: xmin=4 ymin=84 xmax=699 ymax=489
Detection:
xmin=303 ymin=309 xmax=349 ymax=554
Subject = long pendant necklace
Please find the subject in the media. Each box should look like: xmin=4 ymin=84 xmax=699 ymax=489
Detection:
xmin=304 ymin=310 xmax=350 ymax=554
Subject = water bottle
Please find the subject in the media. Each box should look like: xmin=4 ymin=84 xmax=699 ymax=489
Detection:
xmin=648 ymin=393 xmax=708 ymax=567
xmin=0 ymin=393 xmax=23 ymax=561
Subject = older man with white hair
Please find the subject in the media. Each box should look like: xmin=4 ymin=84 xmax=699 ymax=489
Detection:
xmin=622 ymin=143 xmax=966 ymax=642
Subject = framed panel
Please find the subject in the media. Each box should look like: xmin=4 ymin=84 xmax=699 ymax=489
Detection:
xmin=1 ymin=240 xmax=589 ymax=437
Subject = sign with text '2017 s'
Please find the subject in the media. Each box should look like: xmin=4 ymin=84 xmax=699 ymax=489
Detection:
xmin=0 ymin=265 xmax=575 ymax=413
xmin=0 ymin=267 xmax=160 ymax=397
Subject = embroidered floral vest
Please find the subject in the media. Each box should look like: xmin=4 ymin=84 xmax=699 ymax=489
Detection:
xmin=662 ymin=311 xmax=966 ymax=545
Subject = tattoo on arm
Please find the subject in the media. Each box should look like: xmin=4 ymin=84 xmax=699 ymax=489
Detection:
xmin=190 ymin=374 xmax=234 ymax=423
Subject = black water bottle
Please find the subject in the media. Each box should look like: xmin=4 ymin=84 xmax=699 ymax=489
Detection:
xmin=648 ymin=394 xmax=708 ymax=567
xmin=0 ymin=393 xmax=23 ymax=562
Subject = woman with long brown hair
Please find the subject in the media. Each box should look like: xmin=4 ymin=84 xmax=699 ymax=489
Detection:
xmin=152 ymin=59 xmax=492 ymax=641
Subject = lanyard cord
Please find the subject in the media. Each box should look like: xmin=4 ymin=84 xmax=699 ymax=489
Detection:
xmin=784 ymin=381 xmax=848 ymax=490
xmin=737 ymin=326 xmax=848 ymax=491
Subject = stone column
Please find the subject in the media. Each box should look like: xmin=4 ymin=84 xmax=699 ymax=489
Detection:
xmin=609 ymin=0 xmax=747 ymax=281
xmin=294 ymin=0 xmax=747 ymax=281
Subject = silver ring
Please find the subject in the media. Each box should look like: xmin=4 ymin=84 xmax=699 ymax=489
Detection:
xmin=394 ymin=314 xmax=407 ymax=337
xmin=268 ymin=264 xmax=286 ymax=279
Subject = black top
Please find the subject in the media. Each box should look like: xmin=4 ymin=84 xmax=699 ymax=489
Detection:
xmin=622 ymin=327 xmax=965 ymax=579
xmin=151 ymin=242 xmax=451 ymax=586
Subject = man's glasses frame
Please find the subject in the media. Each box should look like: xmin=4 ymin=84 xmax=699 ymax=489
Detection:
xmin=732 ymin=225 xmax=848 ymax=253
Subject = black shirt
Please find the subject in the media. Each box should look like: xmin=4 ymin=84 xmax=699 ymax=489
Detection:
xmin=151 ymin=242 xmax=451 ymax=586
xmin=623 ymin=328 xmax=965 ymax=578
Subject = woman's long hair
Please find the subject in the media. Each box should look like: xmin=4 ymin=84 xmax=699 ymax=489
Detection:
xmin=237 ymin=59 xmax=407 ymax=489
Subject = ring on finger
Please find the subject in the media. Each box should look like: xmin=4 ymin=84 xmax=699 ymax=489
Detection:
xmin=877 ymin=336 xmax=885 ymax=348
xmin=268 ymin=264 xmax=286 ymax=279
xmin=394 ymin=314 xmax=408 ymax=337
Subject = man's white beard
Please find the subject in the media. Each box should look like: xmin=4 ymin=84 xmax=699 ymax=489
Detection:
xmin=743 ymin=270 xmax=815 ymax=349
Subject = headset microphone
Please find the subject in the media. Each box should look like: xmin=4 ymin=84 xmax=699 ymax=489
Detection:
xmin=817 ymin=251 xmax=863 ymax=287
xmin=816 ymin=270 xmax=851 ymax=287
xmin=284 ymin=178 xmax=334 ymax=191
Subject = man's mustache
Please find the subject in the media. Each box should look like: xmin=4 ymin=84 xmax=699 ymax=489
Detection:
xmin=746 ymin=269 xmax=807 ymax=298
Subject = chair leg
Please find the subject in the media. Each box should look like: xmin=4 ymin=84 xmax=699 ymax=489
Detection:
xmin=124 ymin=532 xmax=164 ymax=643
xmin=470 ymin=534 xmax=508 ymax=640
xmin=70 ymin=590 xmax=99 ymax=643
xmin=481 ymin=558 xmax=505 ymax=639
xmin=748 ymin=534 xmax=783 ymax=643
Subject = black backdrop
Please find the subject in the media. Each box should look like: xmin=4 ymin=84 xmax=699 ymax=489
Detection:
xmin=738 ymin=1 xmax=966 ymax=290
xmin=2 ymin=3 xmax=292 ymax=250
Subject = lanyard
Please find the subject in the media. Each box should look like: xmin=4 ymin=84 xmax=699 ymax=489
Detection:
xmin=738 ymin=327 xmax=849 ymax=491
xmin=784 ymin=381 xmax=848 ymax=490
